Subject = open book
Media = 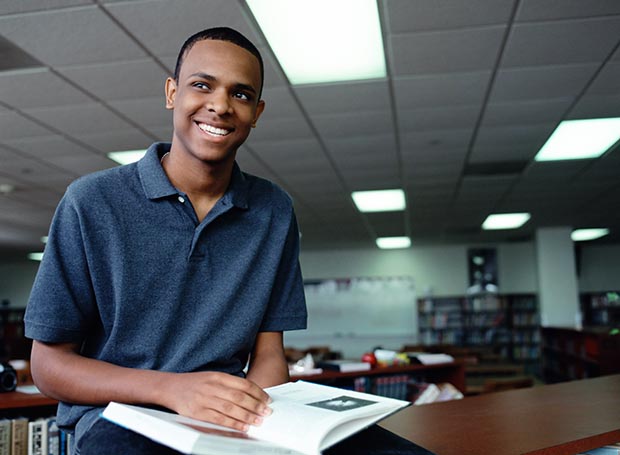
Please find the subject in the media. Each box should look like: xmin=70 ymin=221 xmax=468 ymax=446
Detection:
xmin=102 ymin=380 xmax=410 ymax=455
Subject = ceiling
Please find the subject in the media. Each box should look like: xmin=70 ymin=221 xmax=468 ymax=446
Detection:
xmin=1 ymin=0 xmax=619 ymax=255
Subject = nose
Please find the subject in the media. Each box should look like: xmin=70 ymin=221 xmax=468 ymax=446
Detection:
xmin=207 ymin=89 xmax=232 ymax=115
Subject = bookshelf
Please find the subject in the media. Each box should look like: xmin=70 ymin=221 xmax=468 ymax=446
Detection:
xmin=581 ymin=291 xmax=620 ymax=328
xmin=0 ymin=391 xmax=57 ymax=420
xmin=291 ymin=362 xmax=466 ymax=401
xmin=417 ymin=293 xmax=539 ymax=371
xmin=540 ymin=326 xmax=620 ymax=383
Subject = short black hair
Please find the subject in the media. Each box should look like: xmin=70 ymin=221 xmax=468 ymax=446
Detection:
xmin=173 ymin=27 xmax=264 ymax=98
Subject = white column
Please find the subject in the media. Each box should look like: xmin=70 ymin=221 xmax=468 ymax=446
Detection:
xmin=535 ymin=227 xmax=580 ymax=327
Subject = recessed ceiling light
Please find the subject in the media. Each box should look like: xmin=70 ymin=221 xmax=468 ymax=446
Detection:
xmin=246 ymin=0 xmax=386 ymax=85
xmin=482 ymin=213 xmax=531 ymax=230
xmin=40 ymin=236 xmax=48 ymax=244
xmin=571 ymin=228 xmax=609 ymax=242
xmin=351 ymin=189 xmax=406 ymax=213
xmin=376 ymin=236 xmax=411 ymax=249
xmin=107 ymin=149 xmax=147 ymax=165
xmin=535 ymin=117 xmax=620 ymax=161
xmin=0 ymin=183 xmax=15 ymax=194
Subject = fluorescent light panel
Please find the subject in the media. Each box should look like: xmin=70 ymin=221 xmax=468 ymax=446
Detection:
xmin=28 ymin=252 xmax=44 ymax=261
xmin=571 ymin=228 xmax=609 ymax=242
xmin=535 ymin=117 xmax=620 ymax=161
xmin=482 ymin=213 xmax=531 ymax=230
xmin=376 ymin=236 xmax=411 ymax=249
xmin=246 ymin=0 xmax=386 ymax=85
xmin=107 ymin=149 xmax=147 ymax=165
xmin=351 ymin=189 xmax=406 ymax=213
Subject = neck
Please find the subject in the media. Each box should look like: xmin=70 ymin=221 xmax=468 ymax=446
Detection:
xmin=161 ymin=150 xmax=234 ymax=204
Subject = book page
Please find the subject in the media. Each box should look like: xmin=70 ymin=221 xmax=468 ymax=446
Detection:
xmin=249 ymin=381 xmax=409 ymax=454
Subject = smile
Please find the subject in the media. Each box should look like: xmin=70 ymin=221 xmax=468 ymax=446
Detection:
xmin=197 ymin=122 xmax=232 ymax=137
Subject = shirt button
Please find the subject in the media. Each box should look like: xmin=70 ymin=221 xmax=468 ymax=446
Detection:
xmin=178 ymin=196 xmax=185 ymax=203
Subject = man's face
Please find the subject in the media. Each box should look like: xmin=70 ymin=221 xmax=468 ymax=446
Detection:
xmin=165 ymin=39 xmax=264 ymax=165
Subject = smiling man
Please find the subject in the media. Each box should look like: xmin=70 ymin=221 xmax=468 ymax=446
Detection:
xmin=24 ymin=27 xmax=307 ymax=454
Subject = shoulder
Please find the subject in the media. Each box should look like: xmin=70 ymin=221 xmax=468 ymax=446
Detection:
xmin=242 ymin=170 xmax=294 ymax=212
xmin=64 ymin=162 xmax=138 ymax=205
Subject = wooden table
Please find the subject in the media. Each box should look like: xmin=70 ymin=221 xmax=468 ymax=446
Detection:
xmin=381 ymin=374 xmax=620 ymax=455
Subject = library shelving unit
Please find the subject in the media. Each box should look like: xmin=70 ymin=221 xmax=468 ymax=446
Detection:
xmin=291 ymin=362 xmax=466 ymax=401
xmin=540 ymin=326 xmax=620 ymax=383
xmin=0 ymin=391 xmax=57 ymax=420
xmin=580 ymin=291 xmax=620 ymax=328
xmin=417 ymin=293 xmax=539 ymax=371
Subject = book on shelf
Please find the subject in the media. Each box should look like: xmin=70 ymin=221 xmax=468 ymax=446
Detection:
xmin=102 ymin=380 xmax=410 ymax=455
xmin=0 ymin=419 xmax=11 ymax=455
xmin=315 ymin=360 xmax=371 ymax=373
xmin=406 ymin=352 xmax=455 ymax=365
xmin=11 ymin=417 xmax=28 ymax=455
xmin=28 ymin=419 xmax=47 ymax=455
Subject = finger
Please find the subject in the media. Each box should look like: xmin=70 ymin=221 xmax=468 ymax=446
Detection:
xmin=212 ymin=374 xmax=271 ymax=404
xmin=197 ymin=407 xmax=253 ymax=432
xmin=204 ymin=396 xmax=268 ymax=427
xmin=215 ymin=386 xmax=272 ymax=418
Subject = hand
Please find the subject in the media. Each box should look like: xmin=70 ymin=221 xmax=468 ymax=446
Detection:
xmin=161 ymin=371 xmax=272 ymax=432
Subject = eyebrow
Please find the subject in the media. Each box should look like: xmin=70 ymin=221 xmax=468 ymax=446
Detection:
xmin=189 ymin=72 xmax=258 ymax=95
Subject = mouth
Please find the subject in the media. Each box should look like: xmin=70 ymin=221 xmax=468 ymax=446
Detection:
xmin=196 ymin=122 xmax=232 ymax=137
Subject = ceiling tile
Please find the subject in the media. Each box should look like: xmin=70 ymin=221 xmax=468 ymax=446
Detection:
xmin=74 ymin=128 xmax=155 ymax=154
xmin=24 ymin=103 xmax=133 ymax=135
xmin=0 ymin=1 xmax=92 ymax=15
xmin=400 ymin=128 xmax=472 ymax=152
xmin=502 ymin=17 xmax=620 ymax=67
xmin=325 ymin=134 xmax=398 ymax=159
xmin=386 ymin=0 xmax=514 ymax=33
xmin=311 ymin=110 xmax=395 ymax=139
xmin=0 ymin=111 xmax=56 ymax=140
xmin=0 ymin=68 xmax=92 ymax=109
xmin=489 ymin=63 xmax=599 ymax=102
xmin=58 ymin=59 xmax=170 ymax=101
xmin=294 ymin=81 xmax=391 ymax=116
xmin=105 ymin=0 xmax=265 ymax=56
xmin=0 ymin=6 xmax=146 ymax=66
xmin=397 ymin=105 xmax=480 ymax=132
xmin=390 ymin=26 xmax=506 ymax=75
xmin=392 ymin=71 xmax=491 ymax=110
xmin=516 ymin=0 xmax=620 ymax=22
xmin=108 ymin=97 xmax=171 ymax=127
xmin=2 ymin=134 xmax=95 ymax=159
xmin=583 ymin=61 xmax=620 ymax=96
xmin=482 ymin=98 xmax=574 ymax=127
xmin=567 ymin=94 xmax=620 ymax=119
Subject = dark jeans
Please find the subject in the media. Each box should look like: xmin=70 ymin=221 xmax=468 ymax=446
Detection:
xmin=76 ymin=418 xmax=435 ymax=455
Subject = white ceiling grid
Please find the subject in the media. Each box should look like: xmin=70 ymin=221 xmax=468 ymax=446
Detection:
xmin=0 ymin=0 xmax=619 ymax=253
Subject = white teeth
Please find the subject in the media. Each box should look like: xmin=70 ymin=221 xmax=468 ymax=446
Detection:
xmin=198 ymin=123 xmax=230 ymax=136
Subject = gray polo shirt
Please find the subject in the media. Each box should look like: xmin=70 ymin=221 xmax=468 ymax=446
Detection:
xmin=25 ymin=142 xmax=307 ymax=429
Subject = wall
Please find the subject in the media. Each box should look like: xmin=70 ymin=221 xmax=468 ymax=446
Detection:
xmin=578 ymin=244 xmax=620 ymax=292
xmin=300 ymin=242 xmax=539 ymax=296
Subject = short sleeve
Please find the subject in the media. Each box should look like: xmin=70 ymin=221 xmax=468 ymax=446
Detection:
xmin=24 ymin=189 xmax=97 ymax=343
xmin=259 ymin=209 xmax=307 ymax=332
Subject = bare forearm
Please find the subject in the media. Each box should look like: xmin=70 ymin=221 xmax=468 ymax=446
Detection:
xmin=31 ymin=340 xmax=273 ymax=432
xmin=31 ymin=341 xmax=172 ymax=407
xmin=246 ymin=332 xmax=289 ymax=388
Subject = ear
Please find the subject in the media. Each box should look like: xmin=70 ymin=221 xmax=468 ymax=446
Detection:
xmin=164 ymin=77 xmax=177 ymax=110
xmin=251 ymin=100 xmax=266 ymax=128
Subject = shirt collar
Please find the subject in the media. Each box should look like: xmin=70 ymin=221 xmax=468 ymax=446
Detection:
xmin=138 ymin=143 xmax=250 ymax=209
xmin=138 ymin=143 xmax=177 ymax=200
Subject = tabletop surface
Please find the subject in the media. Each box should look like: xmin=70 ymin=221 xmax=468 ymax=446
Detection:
xmin=381 ymin=374 xmax=620 ymax=455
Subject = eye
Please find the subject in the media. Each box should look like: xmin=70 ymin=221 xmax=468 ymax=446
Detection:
xmin=192 ymin=81 xmax=210 ymax=90
xmin=234 ymin=91 xmax=251 ymax=101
